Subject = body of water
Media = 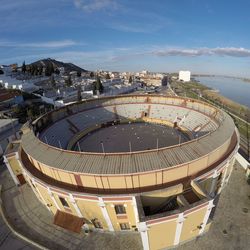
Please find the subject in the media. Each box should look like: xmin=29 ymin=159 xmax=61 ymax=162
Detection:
xmin=195 ymin=76 xmax=250 ymax=108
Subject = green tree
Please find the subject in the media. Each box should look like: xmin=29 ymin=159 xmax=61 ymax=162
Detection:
xmin=65 ymin=75 xmax=72 ymax=87
xmin=54 ymin=68 xmax=60 ymax=75
xmin=77 ymin=85 xmax=82 ymax=102
xmin=96 ymin=76 xmax=103 ymax=93
xmin=92 ymin=81 xmax=97 ymax=95
xmin=129 ymin=75 xmax=133 ymax=83
xmin=90 ymin=72 xmax=94 ymax=78
xmin=34 ymin=64 xmax=38 ymax=75
xmin=0 ymin=69 xmax=4 ymax=75
xmin=38 ymin=66 xmax=43 ymax=75
xmin=105 ymin=73 xmax=111 ymax=80
xmin=77 ymin=71 xmax=81 ymax=77
xmin=22 ymin=61 xmax=26 ymax=73
xmin=27 ymin=108 xmax=34 ymax=119
xmin=45 ymin=62 xmax=54 ymax=76
xmin=45 ymin=64 xmax=50 ymax=76
xmin=30 ymin=65 xmax=35 ymax=75
xmin=12 ymin=105 xmax=22 ymax=115
xmin=51 ymin=75 xmax=56 ymax=88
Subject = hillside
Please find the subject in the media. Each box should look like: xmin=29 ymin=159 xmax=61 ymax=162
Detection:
xmin=29 ymin=58 xmax=87 ymax=73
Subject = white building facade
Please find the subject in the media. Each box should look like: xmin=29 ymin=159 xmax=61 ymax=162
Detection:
xmin=179 ymin=71 xmax=191 ymax=82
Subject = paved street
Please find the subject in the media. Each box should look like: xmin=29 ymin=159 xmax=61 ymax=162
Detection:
xmin=0 ymin=161 xmax=249 ymax=250
xmin=179 ymin=161 xmax=250 ymax=250
xmin=0 ymin=165 xmax=34 ymax=250
xmin=0 ymin=164 xmax=142 ymax=250
xmin=0 ymin=216 xmax=34 ymax=250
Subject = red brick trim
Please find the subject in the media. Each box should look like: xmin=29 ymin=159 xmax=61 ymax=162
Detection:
xmin=146 ymin=214 xmax=179 ymax=225
xmin=184 ymin=202 xmax=209 ymax=215
xmin=103 ymin=197 xmax=132 ymax=201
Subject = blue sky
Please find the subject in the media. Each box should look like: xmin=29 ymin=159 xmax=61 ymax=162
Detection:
xmin=1 ymin=0 xmax=250 ymax=76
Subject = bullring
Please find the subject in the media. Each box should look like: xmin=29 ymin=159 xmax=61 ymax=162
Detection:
xmin=4 ymin=95 xmax=239 ymax=250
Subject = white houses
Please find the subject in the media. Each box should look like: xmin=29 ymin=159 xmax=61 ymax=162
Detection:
xmin=179 ymin=71 xmax=191 ymax=82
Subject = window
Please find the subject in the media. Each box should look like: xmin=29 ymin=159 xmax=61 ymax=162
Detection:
xmin=31 ymin=182 xmax=36 ymax=189
xmin=114 ymin=204 xmax=126 ymax=214
xmin=120 ymin=223 xmax=130 ymax=230
xmin=59 ymin=197 xmax=69 ymax=207
xmin=91 ymin=219 xmax=103 ymax=229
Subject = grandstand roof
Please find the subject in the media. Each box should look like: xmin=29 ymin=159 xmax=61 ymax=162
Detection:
xmin=21 ymin=95 xmax=236 ymax=175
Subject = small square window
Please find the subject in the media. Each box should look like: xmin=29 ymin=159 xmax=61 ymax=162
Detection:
xmin=114 ymin=204 xmax=126 ymax=214
xmin=91 ymin=219 xmax=103 ymax=229
xmin=120 ymin=223 xmax=130 ymax=230
xmin=59 ymin=197 xmax=69 ymax=207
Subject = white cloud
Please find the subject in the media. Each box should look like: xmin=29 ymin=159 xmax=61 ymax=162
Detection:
xmin=109 ymin=23 xmax=161 ymax=34
xmin=0 ymin=39 xmax=81 ymax=48
xmin=74 ymin=0 xmax=117 ymax=12
xmin=152 ymin=47 xmax=250 ymax=57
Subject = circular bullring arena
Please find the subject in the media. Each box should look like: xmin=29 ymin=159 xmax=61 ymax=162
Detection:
xmin=17 ymin=95 xmax=239 ymax=250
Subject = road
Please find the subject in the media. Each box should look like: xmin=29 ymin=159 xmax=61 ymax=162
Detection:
xmin=0 ymin=164 xmax=34 ymax=250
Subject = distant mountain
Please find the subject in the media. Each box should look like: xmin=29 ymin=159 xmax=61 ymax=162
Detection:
xmin=29 ymin=58 xmax=88 ymax=73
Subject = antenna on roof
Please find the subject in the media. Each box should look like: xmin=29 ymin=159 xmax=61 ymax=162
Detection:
xmin=44 ymin=136 xmax=48 ymax=144
xmin=58 ymin=140 xmax=62 ymax=149
xmin=129 ymin=141 xmax=132 ymax=153
xmin=156 ymin=138 xmax=159 ymax=151
xmin=101 ymin=142 xmax=105 ymax=154
xmin=77 ymin=142 xmax=81 ymax=152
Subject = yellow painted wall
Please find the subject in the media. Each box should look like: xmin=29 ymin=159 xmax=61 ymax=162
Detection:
xmin=40 ymin=164 xmax=53 ymax=178
xmin=76 ymin=199 xmax=108 ymax=230
xmin=36 ymin=185 xmax=57 ymax=214
xmin=80 ymin=175 xmax=97 ymax=188
xmin=141 ymin=184 xmax=183 ymax=209
xmin=207 ymin=140 xmax=229 ymax=166
xmin=188 ymin=156 xmax=208 ymax=175
xmin=199 ymin=178 xmax=213 ymax=194
xmin=105 ymin=201 xmax=136 ymax=231
xmin=101 ymin=176 xmax=110 ymax=189
xmin=125 ymin=176 xmax=133 ymax=188
xmin=108 ymin=176 xmax=127 ymax=189
xmin=156 ymin=171 xmax=162 ymax=185
xmin=139 ymin=173 xmax=156 ymax=187
xmin=57 ymin=170 xmax=74 ymax=185
xmin=163 ymin=165 xmax=188 ymax=183
xmin=8 ymin=156 xmax=22 ymax=176
xmin=180 ymin=207 xmax=207 ymax=242
xmin=148 ymin=220 xmax=177 ymax=250
xmin=52 ymin=194 xmax=75 ymax=216
xmin=132 ymin=175 xmax=140 ymax=188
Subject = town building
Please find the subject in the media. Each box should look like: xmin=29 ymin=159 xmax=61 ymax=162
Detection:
xmin=179 ymin=71 xmax=191 ymax=82
xmin=0 ymin=118 xmax=21 ymax=156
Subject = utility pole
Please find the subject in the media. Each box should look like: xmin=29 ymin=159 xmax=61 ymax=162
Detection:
xmin=129 ymin=141 xmax=132 ymax=153
xmin=101 ymin=142 xmax=105 ymax=154
xmin=77 ymin=142 xmax=81 ymax=152
xmin=10 ymin=115 xmax=16 ymax=139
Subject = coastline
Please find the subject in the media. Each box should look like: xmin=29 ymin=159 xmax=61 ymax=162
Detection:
xmin=194 ymin=76 xmax=250 ymax=109
xmin=194 ymin=79 xmax=250 ymax=112
xmin=203 ymin=89 xmax=249 ymax=113
xmin=171 ymin=79 xmax=250 ymax=119
xmin=194 ymin=74 xmax=250 ymax=85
